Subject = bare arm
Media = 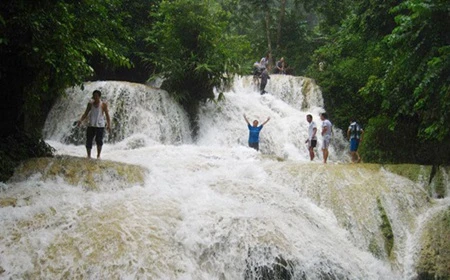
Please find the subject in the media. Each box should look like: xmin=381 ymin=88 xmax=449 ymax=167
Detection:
xmin=78 ymin=103 xmax=92 ymax=126
xmin=103 ymin=102 xmax=111 ymax=132
xmin=244 ymin=114 xmax=250 ymax=125
xmin=261 ymin=117 xmax=270 ymax=126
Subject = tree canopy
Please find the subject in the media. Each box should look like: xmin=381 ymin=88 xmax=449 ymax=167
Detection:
xmin=306 ymin=0 xmax=450 ymax=163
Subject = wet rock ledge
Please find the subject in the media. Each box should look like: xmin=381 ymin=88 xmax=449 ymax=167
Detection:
xmin=8 ymin=155 xmax=147 ymax=191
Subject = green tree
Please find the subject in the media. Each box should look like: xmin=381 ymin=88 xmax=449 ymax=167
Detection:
xmin=359 ymin=0 xmax=450 ymax=164
xmin=0 ymin=0 xmax=132 ymax=136
xmin=222 ymin=0 xmax=317 ymax=75
xmin=302 ymin=0 xmax=353 ymax=34
xmin=381 ymin=0 xmax=450 ymax=142
xmin=147 ymin=0 xmax=251 ymax=135
xmin=307 ymin=0 xmax=450 ymax=164
xmin=89 ymin=0 xmax=160 ymax=82
xmin=0 ymin=0 xmax=136 ymax=181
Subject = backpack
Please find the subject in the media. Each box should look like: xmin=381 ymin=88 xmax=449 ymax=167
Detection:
xmin=350 ymin=123 xmax=361 ymax=139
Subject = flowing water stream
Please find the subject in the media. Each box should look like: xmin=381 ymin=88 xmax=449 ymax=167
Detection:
xmin=0 ymin=75 xmax=448 ymax=279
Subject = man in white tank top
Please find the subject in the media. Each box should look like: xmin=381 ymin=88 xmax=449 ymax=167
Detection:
xmin=77 ymin=90 xmax=111 ymax=159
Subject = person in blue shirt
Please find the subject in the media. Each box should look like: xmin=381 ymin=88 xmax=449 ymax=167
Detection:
xmin=244 ymin=114 xmax=270 ymax=151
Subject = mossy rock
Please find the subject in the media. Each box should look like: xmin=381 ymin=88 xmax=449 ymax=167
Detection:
xmin=0 ymin=197 xmax=17 ymax=208
xmin=428 ymin=166 xmax=450 ymax=198
xmin=416 ymin=207 xmax=450 ymax=279
xmin=383 ymin=164 xmax=431 ymax=185
xmin=9 ymin=156 xmax=147 ymax=191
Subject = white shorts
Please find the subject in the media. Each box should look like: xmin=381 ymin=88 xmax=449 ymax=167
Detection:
xmin=322 ymin=136 xmax=331 ymax=149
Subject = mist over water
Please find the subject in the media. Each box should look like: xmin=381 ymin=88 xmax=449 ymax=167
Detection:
xmin=1 ymin=75 xmax=446 ymax=279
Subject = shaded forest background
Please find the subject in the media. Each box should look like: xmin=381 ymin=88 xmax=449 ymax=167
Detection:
xmin=0 ymin=0 xmax=449 ymax=181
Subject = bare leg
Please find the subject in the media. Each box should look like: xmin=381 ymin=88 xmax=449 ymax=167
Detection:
xmin=323 ymin=149 xmax=329 ymax=164
xmin=309 ymin=147 xmax=315 ymax=161
xmin=86 ymin=149 xmax=91 ymax=159
xmin=97 ymin=146 xmax=102 ymax=159
xmin=350 ymin=151 xmax=356 ymax=163
xmin=356 ymin=151 xmax=361 ymax=163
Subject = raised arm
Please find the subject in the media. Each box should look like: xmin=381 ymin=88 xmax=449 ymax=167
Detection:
xmin=262 ymin=116 xmax=270 ymax=126
xmin=243 ymin=114 xmax=250 ymax=125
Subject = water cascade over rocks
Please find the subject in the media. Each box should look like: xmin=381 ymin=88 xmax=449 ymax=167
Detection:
xmin=0 ymin=75 xmax=449 ymax=279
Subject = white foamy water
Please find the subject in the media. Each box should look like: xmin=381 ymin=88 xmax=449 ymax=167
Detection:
xmin=1 ymin=75 xmax=447 ymax=279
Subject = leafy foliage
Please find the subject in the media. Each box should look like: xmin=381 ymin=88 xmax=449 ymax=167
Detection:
xmin=381 ymin=0 xmax=450 ymax=141
xmin=0 ymin=0 xmax=140 ymax=180
xmin=224 ymin=0 xmax=318 ymax=75
xmin=1 ymin=0 xmax=449 ymax=166
xmin=0 ymin=0 xmax=133 ymax=135
xmin=307 ymin=0 xmax=450 ymax=164
xmin=147 ymin=0 xmax=251 ymax=127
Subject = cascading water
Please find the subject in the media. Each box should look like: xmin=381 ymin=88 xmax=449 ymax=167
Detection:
xmin=0 ymin=75 xmax=449 ymax=279
xmin=43 ymin=81 xmax=193 ymax=147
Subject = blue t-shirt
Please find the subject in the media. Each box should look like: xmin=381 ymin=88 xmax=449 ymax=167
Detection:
xmin=248 ymin=124 xmax=263 ymax=143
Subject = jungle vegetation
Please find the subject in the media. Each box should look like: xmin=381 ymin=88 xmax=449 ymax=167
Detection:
xmin=0 ymin=0 xmax=449 ymax=181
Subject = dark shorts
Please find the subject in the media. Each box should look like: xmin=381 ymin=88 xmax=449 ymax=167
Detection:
xmin=309 ymin=140 xmax=317 ymax=148
xmin=249 ymin=142 xmax=259 ymax=151
xmin=260 ymin=81 xmax=267 ymax=91
xmin=350 ymin=138 xmax=360 ymax=152
xmin=86 ymin=127 xmax=105 ymax=150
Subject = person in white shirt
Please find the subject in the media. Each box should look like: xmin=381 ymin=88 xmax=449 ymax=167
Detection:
xmin=305 ymin=114 xmax=317 ymax=161
xmin=260 ymin=53 xmax=270 ymax=69
xmin=320 ymin=112 xmax=332 ymax=164
xmin=77 ymin=90 xmax=111 ymax=159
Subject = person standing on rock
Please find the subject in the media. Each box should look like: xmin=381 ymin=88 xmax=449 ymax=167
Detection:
xmin=274 ymin=57 xmax=285 ymax=74
xmin=347 ymin=119 xmax=364 ymax=163
xmin=320 ymin=112 xmax=332 ymax=164
xmin=77 ymin=90 xmax=111 ymax=159
xmin=305 ymin=114 xmax=318 ymax=161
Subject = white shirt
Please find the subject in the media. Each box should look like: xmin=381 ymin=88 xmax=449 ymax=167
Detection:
xmin=308 ymin=121 xmax=317 ymax=140
xmin=260 ymin=57 xmax=268 ymax=68
xmin=88 ymin=100 xmax=106 ymax=128
xmin=322 ymin=119 xmax=332 ymax=138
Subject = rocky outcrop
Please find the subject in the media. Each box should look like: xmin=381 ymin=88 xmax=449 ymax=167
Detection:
xmin=416 ymin=207 xmax=450 ymax=279
xmin=9 ymin=155 xmax=147 ymax=191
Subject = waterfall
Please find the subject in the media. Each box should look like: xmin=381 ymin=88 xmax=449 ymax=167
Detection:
xmin=43 ymin=76 xmax=347 ymax=162
xmin=1 ymin=75 xmax=449 ymax=279
xmin=43 ymin=81 xmax=193 ymax=147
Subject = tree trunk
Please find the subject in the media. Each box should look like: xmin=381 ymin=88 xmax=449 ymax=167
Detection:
xmin=264 ymin=10 xmax=273 ymax=69
xmin=276 ymin=0 xmax=286 ymax=50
